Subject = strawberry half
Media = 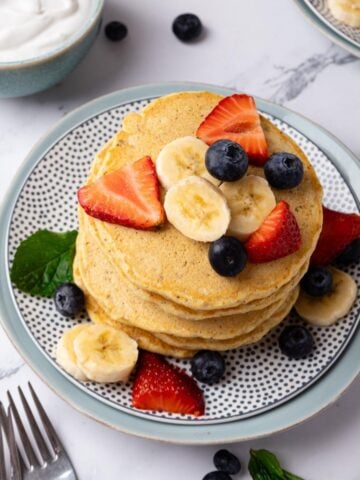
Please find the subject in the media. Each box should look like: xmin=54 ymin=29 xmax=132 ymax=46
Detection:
xmin=78 ymin=156 xmax=165 ymax=229
xmin=311 ymin=206 xmax=360 ymax=265
xmin=245 ymin=201 xmax=301 ymax=263
xmin=132 ymin=351 xmax=205 ymax=417
xmin=196 ymin=94 xmax=269 ymax=165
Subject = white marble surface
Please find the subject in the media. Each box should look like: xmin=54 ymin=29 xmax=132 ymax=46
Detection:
xmin=0 ymin=0 xmax=359 ymax=478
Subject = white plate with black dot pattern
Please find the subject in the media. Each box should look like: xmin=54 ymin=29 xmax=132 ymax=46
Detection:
xmin=293 ymin=0 xmax=360 ymax=57
xmin=1 ymin=83 xmax=359 ymax=443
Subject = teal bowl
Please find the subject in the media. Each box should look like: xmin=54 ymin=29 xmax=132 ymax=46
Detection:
xmin=0 ymin=0 xmax=104 ymax=98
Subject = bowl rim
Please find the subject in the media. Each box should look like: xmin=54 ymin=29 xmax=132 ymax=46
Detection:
xmin=0 ymin=0 xmax=104 ymax=71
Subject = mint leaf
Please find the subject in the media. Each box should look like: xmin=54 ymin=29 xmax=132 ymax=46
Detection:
xmin=283 ymin=471 xmax=305 ymax=480
xmin=10 ymin=230 xmax=78 ymax=298
xmin=248 ymin=450 xmax=305 ymax=480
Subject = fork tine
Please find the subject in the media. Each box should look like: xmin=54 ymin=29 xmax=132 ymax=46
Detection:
xmin=0 ymin=404 xmax=7 ymax=480
xmin=7 ymin=408 xmax=22 ymax=480
xmin=18 ymin=386 xmax=52 ymax=463
xmin=7 ymin=391 xmax=40 ymax=468
xmin=28 ymin=383 xmax=62 ymax=455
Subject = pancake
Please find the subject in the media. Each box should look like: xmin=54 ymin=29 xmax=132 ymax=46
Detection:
xmin=83 ymin=91 xmax=323 ymax=310
xmin=74 ymin=226 xmax=307 ymax=340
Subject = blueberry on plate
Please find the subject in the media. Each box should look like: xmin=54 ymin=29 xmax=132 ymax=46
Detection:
xmin=54 ymin=283 xmax=85 ymax=317
xmin=214 ymin=449 xmax=241 ymax=475
xmin=105 ymin=21 xmax=128 ymax=42
xmin=205 ymin=140 xmax=248 ymax=182
xmin=264 ymin=152 xmax=304 ymax=189
xmin=172 ymin=13 xmax=202 ymax=42
xmin=279 ymin=325 xmax=314 ymax=359
xmin=301 ymin=266 xmax=332 ymax=297
xmin=336 ymin=238 xmax=360 ymax=265
xmin=209 ymin=236 xmax=247 ymax=277
xmin=191 ymin=351 xmax=226 ymax=384
xmin=203 ymin=471 xmax=232 ymax=480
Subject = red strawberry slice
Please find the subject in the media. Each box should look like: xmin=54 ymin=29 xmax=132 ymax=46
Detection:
xmin=245 ymin=201 xmax=301 ymax=263
xmin=78 ymin=156 xmax=165 ymax=229
xmin=311 ymin=206 xmax=360 ymax=265
xmin=132 ymin=351 xmax=205 ymax=417
xmin=196 ymin=94 xmax=269 ymax=165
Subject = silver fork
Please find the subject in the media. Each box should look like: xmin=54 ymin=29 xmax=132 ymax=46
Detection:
xmin=0 ymin=383 xmax=77 ymax=479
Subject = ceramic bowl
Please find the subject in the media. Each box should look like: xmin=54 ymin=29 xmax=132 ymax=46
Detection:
xmin=0 ymin=0 xmax=104 ymax=98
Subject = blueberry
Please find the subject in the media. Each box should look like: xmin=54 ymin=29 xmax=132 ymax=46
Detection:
xmin=203 ymin=471 xmax=232 ymax=480
xmin=205 ymin=140 xmax=248 ymax=182
xmin=105 ymin=21 xmax=128 ymax=42
xmin=214 ymin=449 xmax=241 ymax=475
xmin=279 ymin=325 xmax=314 ymax=359
xmin=264 ymin=152 xmax=304 ymax=189
xmin=209 ymin=236 xmax=247 ymax=277
xmin=54 ymin=283 xmax=85 ymax=317
xmin=172 ymin=13 xmax=202 ymax=42
xmin=301 ymin=266 xmax=332 ymax=297
xmin=191 ymin=351 xmax=226 ymax=385
xmin=336 ymin=238 xmax=360 ymax=265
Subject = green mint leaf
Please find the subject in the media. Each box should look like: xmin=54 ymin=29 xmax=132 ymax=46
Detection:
xmin=10 ymin=229 xmax=78 ymax=298
xmin=250 ymin=449 xmax=285 ymax=478
xmin=283 ymin=470 xmax=305 ymax=480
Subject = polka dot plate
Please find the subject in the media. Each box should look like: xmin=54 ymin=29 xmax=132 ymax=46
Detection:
xmin=0 ymin=83 xmax=359 ymax=443
xmin=293 ymin=0 xmax=360 ymax=57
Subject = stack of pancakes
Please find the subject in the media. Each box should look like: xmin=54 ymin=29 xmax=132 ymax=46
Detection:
xmin=74 ymin=92 xmax=323 ymax=358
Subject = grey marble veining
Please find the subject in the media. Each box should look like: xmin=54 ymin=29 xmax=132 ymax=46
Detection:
xmin=0 ymin=363 xmax=24 ymax=381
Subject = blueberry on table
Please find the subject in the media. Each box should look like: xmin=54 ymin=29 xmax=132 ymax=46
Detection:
xmin=105 ymin=21 xmax=128 ymax=42
xmin=279 ymin=325 xmax=314 ymax=359
xmin=209 ymin=236 xmax=247 ymax=277
xmin=191 ymin=350 xmax=226 ymax=385
xmin=172 ymin=13 xmax=202 ymax=42
xmin=54 ymin=283 xmax=85 ymax=317
xmin=264 ymin=152 xmax=304 ymax=189
xmin=214 ymin=449 xmax=241 ymax=475
xmin=203 ymin=471 xmax=232 ymax=480
xmin=301 ymin=266 xmax=332 ymax=297
xmin=205 ymin=140 xmax=248 ymax=182
xmin=336 ymin=238 xmax=360 ymax=265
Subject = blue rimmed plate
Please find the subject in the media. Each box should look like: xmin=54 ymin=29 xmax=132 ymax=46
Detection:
xmin=0 ymin=82 xmax=359 ymax=443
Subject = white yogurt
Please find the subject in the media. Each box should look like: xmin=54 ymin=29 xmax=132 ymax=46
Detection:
xmin=0 ymin=0 xmax=95 ymax=62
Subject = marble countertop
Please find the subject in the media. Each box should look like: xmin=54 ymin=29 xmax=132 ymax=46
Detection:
xmin=0 ymin=0 xmax=359 ymax=478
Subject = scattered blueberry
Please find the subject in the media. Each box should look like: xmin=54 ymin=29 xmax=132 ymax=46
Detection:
xmin=172 ymin=13 xmax=202 ymax=42
xmin=301 ymin=266 xmax=332 ymax=297
xmin=264 ymin=152 xmax=304 ymax=189
xmin=279 ymin=325 xmax=314 ymax=359
xmin=336 ymin=238 xmax=360 ymax=265
xmin=203 ymin=472 xmax=232 ymax=480
xmin=105 ymin=21 xmax=128 ymax=42
xmin=54 ymin=283 xmax=85 ymax=317
xmin=214 ymin=449 xmax=241 ymax=475
xmin=205 ymin=140 xmax=248 ymax=182
xmin=191 ymin=351 xmax=226 ymax=385
xmin=209 ymin=236 xmax=247 ymax=277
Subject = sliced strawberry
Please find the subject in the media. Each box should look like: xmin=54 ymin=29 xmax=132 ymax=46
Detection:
xmin=311 ymin=206 xmax=360 ymax=265
xmin=196 ymin=94 xmax=269 ymax=165
xmin=245 ymin=201 xmax=301 ymax=263
xmin=78 ymin=156 xmax=165 ymax=229
xmin=132 ymin=351 xmax=205 ymax=417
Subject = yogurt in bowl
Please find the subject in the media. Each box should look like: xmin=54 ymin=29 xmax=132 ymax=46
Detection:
xmin=0 ymin=0 xmax=104 ymax=97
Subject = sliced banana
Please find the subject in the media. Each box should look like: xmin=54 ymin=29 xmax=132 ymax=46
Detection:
xmin=164 ymin=176 xmax=231 ymax=242
xmin=73 ymin=324 xmax=139 ymax=383
xmin=220 ymin=175 xmax=276 ymax=241
xmin=56 ymin=324 xmax=89 ymax=381
xmin=295 ymin=267 xmax=357 ymax=326
xmin=328 ymin=0 xmax=360 ymax=27
xmin=156 ymin=136 xmax=217 ymax=190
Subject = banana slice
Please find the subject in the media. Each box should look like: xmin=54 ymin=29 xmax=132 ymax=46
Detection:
xmin=73 ymin=324 xmax=139 ymax=383
xmin=220 ymin=175 xmax=276 ymax=241
xmin=164 ymin=176 xmax=231 ymax=242
xmin=56 ymin=324 xmax=89 ymax=381
xmin=295 ymin=267 xmax=357 ymax=326
xmin=156 ymin=136 xmax=217 ymax=190
xmin=328 ymin=0 xmax=360 ymax=27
